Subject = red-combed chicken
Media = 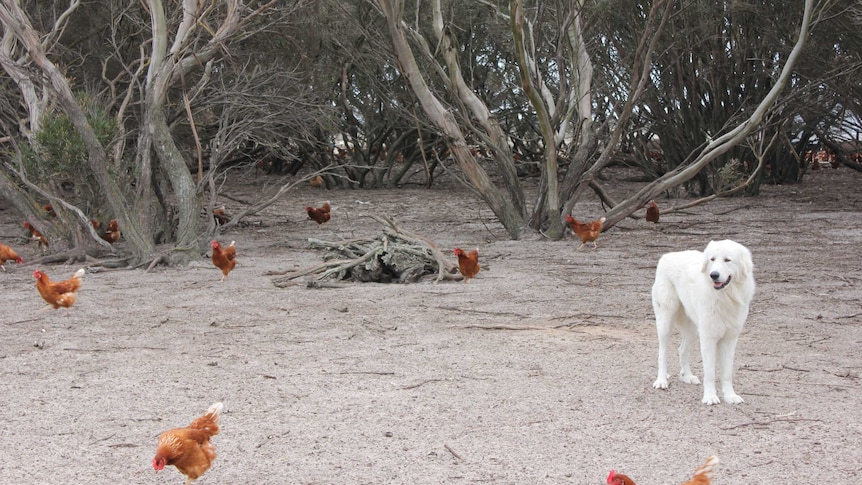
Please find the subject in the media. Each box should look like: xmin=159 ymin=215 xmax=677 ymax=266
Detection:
xmin=43 ymin=204 xmax=57 ymax=217
xmin=453 ymin=247 xmax=480 ymax=283
xmin=101 ymin=219 xmax=120 ymax=244
xmin=23 ymin=221 xmax=48 ymax=250
xmin=0 ymin=243 xmax=24 ymax=271
xmin=607 ymin=469 xmax=637 ymax=485
xmin=34 ymin=268 xmax=85 ymax=316
xmin=680 ymin=455 xmax=719 ymax=485
xmin=306 ymin=202 xmax=331 ymax=228
xmin=211 ymin=240 xmax=236 ymax=282
xmin=565 ymin=215 xmax=606 ymax=250
xmin=153 ymin=402 xmax=223 ymax=485
xmin=645 ymin=200 xmax=660 ymax=223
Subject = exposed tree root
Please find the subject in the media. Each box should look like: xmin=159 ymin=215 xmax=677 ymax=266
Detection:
xmin=144 ymin=254 xmax=168 ymax=273
xmin=27 ymin=247 xmax=98 ymax=266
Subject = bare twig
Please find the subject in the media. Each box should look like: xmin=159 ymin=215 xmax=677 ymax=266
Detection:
xmin=444 ymin=444 xmax=464 ymax=461
xmin=451 ymin=324 xmax=549 ymax=331
xmin=721 ymin=414 xmax=822 ymax=430
xmin=398 ymin=378 xmax=445 ymax=390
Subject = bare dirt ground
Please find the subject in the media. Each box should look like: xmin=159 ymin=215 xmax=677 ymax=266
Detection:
xmin=1 ymin=167 xmax=860 ymax=484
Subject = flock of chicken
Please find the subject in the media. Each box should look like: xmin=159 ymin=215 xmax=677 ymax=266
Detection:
xmin=0 ymin=198 xmax=672 ymax=483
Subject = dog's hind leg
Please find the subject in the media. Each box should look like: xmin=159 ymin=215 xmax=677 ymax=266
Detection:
xmin=678 ymin=321 xmax=701 ymax=385
xmin=652 ymin=304 xmax=674 ymax=390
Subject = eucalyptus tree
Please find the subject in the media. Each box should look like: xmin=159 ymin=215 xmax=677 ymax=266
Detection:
xmin=0 ymin=0 xmax=320 ymax=265
xmin=372 ymin=0 xmax=685 ymax=237
xmin=374 ymin=0 xmax=814 ymax=236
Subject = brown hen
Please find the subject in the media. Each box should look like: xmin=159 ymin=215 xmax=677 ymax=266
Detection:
xmin=211 ymin=240 xmax=237 ymax=282
xmin=153 ymin=402 xmax=223 ymax=485
xmin=453 ymin=247 xmax=480 ymax=283
xmin=565 ymin=215 xmax=606 ymax=250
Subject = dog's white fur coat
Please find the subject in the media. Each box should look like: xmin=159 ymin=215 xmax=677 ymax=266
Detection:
xmin=652 ymin=240 xmax=755 ymax=405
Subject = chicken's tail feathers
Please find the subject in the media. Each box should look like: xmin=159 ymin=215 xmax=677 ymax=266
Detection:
xmin=72 ymin=268 xmax=85 ymax=279
xmin=693 ymin=455 xmax=719 ymax=479
xmin=189 ymin=402 xmax=224 ymax=434
xmin=207 ymin=401 xmax=224 ymax=416
xmin=228 ymin=241 xmax=235 ymax=248
xmin=206 ymin=402 xmax=224 ymax=423
xmin=599 ymin=216 xmax=607 ymax=223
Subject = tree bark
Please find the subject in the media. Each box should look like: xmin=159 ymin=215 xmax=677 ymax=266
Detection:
xmin=377 ymin=0 xmax=527 ymax=239
xmin=510 ymin=0 xmax=563 ymax=238
xmin=429 ymin=0 xmax=526 ymax=218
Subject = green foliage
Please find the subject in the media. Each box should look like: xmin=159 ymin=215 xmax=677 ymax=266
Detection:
xmin=27 ymin=94 xmax=117 ymax=179
xmin=24 ymin=94 xmax=118 ymax=215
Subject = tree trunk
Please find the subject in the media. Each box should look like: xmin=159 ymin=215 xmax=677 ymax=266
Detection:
xmin=510 ymin=0 xmax=563 ymax=238
xmin=429 ymin=0 xmax=526 ymax=219
xmin=147 ymin=104 xmax=201 ymax=262
xmin=377 ymin=0 xmax=527 ymax=239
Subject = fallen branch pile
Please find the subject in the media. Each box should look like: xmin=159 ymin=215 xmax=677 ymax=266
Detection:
xmin=271 ymin=215 xmax=462 ymax=287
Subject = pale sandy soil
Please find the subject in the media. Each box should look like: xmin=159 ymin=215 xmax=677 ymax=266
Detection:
xmin=0 ymin=167 xmax=860 ymax=484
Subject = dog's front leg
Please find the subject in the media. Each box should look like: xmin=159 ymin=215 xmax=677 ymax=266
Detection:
xmin=718 ymin=336 xmax=744 ymax=404
xmin=699 ymin=336 xmax=720 ymax=405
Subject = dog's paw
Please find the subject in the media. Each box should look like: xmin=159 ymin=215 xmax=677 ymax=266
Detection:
xmin=679 ymin=372 xmax=700 ymax=385
xmin=701 ymin=393 xmax=721 ymax=405
xmin=653 ymin=377 xmax=669 ymax=390
xmin=723 ymin=392 xmax=744 ymax=404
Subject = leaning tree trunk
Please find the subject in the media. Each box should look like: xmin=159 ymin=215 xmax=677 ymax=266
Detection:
xmin=600 ymin=0 xmax=814 ymax=228
xmin=428 ymin=0 xmax=527 ymax=219
xmin=377 ymin=0 xmax=527 ymax=239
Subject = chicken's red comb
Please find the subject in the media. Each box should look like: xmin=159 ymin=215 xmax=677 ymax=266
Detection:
xmin=606 ymin=470 xmax=616 ymax=483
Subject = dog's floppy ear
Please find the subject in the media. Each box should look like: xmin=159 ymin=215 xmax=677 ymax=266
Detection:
xmin=738 ymin=244 xmax=754 ymax=279
xmin=701 ymin=240 xmax=715 ymax=273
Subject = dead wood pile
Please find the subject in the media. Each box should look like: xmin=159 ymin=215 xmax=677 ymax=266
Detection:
xmin=271 ymin=215 xmax=462 ymax=287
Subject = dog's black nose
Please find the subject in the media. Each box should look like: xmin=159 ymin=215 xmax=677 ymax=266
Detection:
xmin=709 ymin=271 xmax=720 ymax=281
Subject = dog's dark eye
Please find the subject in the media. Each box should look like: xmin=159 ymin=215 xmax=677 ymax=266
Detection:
xmin=724 ymin=258 xmax=731 ymax=262
xmin=710 ymin=257 xmax=715 ymax=261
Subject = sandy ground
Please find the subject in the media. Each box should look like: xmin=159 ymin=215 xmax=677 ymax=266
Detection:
xmin=0 ymin=167 xmax=860 ymax=484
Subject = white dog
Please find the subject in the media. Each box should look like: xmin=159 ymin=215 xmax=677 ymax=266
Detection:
xmin=651 ymin=240 xmax=755 ymax=405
